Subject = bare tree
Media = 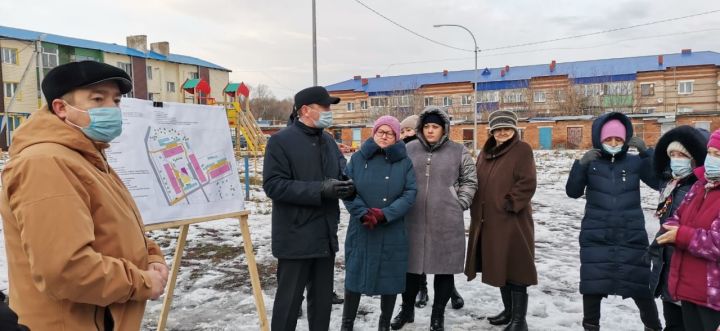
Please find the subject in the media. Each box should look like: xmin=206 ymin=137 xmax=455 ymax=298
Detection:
xmin=247 ymin=84 xmax=292 ymax=121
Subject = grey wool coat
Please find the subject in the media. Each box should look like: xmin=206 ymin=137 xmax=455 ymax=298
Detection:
xmin=405 ymin=107 xmax=478 ymax=275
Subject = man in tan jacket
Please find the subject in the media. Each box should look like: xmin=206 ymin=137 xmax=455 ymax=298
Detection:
xmin=0 ymin=61 xmax=168 ymax=330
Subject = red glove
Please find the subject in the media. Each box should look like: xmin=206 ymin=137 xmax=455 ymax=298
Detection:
xmin=361 ymin=212 xmax=378 ymax=230
xmin=369 ymin=208 xmax=386 ymax=224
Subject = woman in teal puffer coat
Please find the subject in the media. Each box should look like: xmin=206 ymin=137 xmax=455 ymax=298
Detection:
xmin=341 ymin=115 xmax=417 ymax=331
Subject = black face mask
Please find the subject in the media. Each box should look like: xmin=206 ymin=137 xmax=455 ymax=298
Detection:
xmin=402 ymin=135 xmax=417 ymax=144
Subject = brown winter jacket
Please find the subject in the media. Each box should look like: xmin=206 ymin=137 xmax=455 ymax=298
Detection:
xmin=0 ymin=108 xmax=166 ymax=331
xmin=465 ymin=134 xmax=538 ymax=287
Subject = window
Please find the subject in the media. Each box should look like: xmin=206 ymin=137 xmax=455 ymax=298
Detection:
xmin=148 ymin=93 xmax=157 ymax=101
xmin=370 ymin=97 xmax=387 ymax=107
xmin=581 ymin=84 xmax=603 ymax=97
xmin=360 ymin=100 xmax=368 ymax=110
xmin=188 ymin=72 xmax=199 ymax=79
xmin=603 ymin=82 xmax=633 ymax=95
xmin=1 ymin=48 xmax=18 ymax=64
xmin=347 ymin=102 xmax=355 ymax=111
xmin=117 ymin=62 xmax=133 ymax=77
xmin=503 ymin=90 xmax=525 ymax=103
xmin=399 ymin=95 xmax=410 ymax=106
xmin=533 ymin=91 xmax=546 ymax=103
xmin=638 ymin=107 xmax=656 ymax=114
xmin=443 ymin=96 xmax=452 ymax=106
xmin=3 ymin=82 xmax=18 ymax=98
xmin=556 ymin=90 xmax=566 ymax=102
xmin=677 ymin=106 xmax=693 ymax=114
xmin=461 ymin=95 xmax=473 ymax=105
xmin=147 ymin=66 xmax=153 ymax=80
xmin=166 ymin=82 xmax=176 ymax=93
xmin=695 ymin=121 xmax=711 ymax=131
xmin=72 ymin=55 xmax=96 ymax=62
xmin=678 ymin=81 xmax=694 ymax=95
xmin=478 ymin=91 xmax=499 ymax=103
xmin=42 ymin=47 xmax=58 ymax=68
xmin=640 ymin=83 xmax=655 ymax=96
xmin=424 ymin=96 xmax=434 ymax=106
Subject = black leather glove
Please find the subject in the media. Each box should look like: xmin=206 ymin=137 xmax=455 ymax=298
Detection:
xmin=338 ymin=181 xmax=356 ymax=200
xmin=579 ymin=149 xmax=601 ymax=166
xmin=320 ymin=179 xmax=354 ymax=200
xmin=628 ymin=136 xmax=648 ymax=153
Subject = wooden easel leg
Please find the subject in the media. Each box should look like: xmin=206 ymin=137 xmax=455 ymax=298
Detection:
xmin=239 ymin=215 xmax=269 ymax=331
xmin=157 ymin=224 xmax=190 ymax=331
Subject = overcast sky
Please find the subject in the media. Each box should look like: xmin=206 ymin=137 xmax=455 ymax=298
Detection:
xmin=2 ymin=0 xmax=719 ymax=98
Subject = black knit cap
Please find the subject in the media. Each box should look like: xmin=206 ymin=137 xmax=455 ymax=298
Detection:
xmin=41 ymin=60 xmax=132 ymax=108
xmin=422 ymin=113 xmax=445 ymax=127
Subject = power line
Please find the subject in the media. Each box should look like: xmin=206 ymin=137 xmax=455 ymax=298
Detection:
xmin=377 ymin=27 xmax=720 ymax=75
xmin=482 ymin=9 xmax=720 ymax=51
xmin=353 ymin=0 xmax=474 ymax=52
xmin=353 ymin=2 xmax=720 ymax=54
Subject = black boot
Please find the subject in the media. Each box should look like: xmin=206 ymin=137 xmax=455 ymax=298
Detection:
xmin=415 ymin=280 xmax=429 ymax=308
xmin=582 ymin=322 xmax=600 ymax=331
xmin=503 ymin=291 xmax=528 ymax=331
xmin=379 ymin=295 xmax=395 ymax=331
xmin=390 ymin=303 xmax=414 ymax=330
xmin=429 ymin=305 xmax=445 ymax=331
xmin=333 ymin=291 xmax=345 ymax=304
xmin=341 ymin=290 xmax=360 ymax=331
xmin=488 ymin=287 xmax=512 ymax=325
xmin=449 ymin=286 xmax=464 ymax=309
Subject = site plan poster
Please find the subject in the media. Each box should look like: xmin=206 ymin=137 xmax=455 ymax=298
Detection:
xmin=107 ymin=98 xmax=245 ymax=225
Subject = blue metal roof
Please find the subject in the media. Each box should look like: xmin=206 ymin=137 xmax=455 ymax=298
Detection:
xmin=0 ymin=25 xmax=230 ymax=71
xmin=327 ymin=51 xmax=720 ymax=93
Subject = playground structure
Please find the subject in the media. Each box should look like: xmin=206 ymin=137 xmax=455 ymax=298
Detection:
xmin=181 ymin=79 xmax=266 ymax=156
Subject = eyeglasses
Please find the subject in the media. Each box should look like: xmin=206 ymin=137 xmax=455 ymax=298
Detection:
xmin=375 ymin=130 xmax=396 ymax=138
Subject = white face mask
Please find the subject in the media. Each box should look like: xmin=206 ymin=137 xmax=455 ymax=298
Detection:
xmin=602 ymin=143 xmax=623 ymax=155
xmin=670 ymin=157 xmax=693 ymax=178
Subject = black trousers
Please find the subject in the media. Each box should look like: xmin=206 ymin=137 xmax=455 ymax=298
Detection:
xmin=272 ymin=257 xmax=334 ymax=331
xmin=343 ymin=290 xmax=397 ymax=321
xmin=401 ymin=273 xmax=453 ymax=310
xmin=662 ymin=301 xmax=685 ymax=331
xmin=582 ymin=294 xmax=661 ymax=330
xmin=681 ymin=301 xmax=720 ymax=331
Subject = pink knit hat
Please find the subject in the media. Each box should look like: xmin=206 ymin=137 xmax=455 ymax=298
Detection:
xmin=600 ymin=119 xmax=626 ymax=142
xmin=709 ymin=129 xmax=720 ymax=150
xmin=373 ymin=115 xmax=401 ymax=142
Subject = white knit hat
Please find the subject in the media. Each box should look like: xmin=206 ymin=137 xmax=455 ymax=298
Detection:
xmin=666 ymin=141 xmax=691 ymax=158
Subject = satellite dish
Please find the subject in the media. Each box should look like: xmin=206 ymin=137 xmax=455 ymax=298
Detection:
xmin=657 ymin=98 xmax=664 ymax=104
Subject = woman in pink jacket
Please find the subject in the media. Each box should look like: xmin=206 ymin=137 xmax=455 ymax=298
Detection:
xmin=657 ymin=128 xmax=720 ymax=331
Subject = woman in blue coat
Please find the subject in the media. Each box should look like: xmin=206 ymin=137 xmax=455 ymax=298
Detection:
xmin=341 ymin=115 xmax=417 ymax=331
xmin=565 ymin=112 xmax=662 ymax=331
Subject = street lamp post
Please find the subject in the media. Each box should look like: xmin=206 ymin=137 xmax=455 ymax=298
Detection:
xmin=433 ymin=24 xmax=478 ymax=153
xmin=312 ymin=0 xmax=318 ymax=85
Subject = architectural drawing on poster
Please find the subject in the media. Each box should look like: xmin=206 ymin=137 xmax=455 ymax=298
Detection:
xmin=145 ymin=126 xmax=241 ymax=206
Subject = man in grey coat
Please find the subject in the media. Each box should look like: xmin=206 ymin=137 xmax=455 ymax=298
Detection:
xmin=391 ymin=107 xmax=478 ymax=331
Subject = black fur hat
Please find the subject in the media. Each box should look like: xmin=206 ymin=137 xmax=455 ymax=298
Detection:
xmin=653 ymin=125 xmax=710 ymax=178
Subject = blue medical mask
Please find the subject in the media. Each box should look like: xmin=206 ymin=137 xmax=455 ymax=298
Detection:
xmin=314 ymin=111 xmax=333 ymax=128
xmin=602 ymin=143 xmax=623 ymax=155
xmin=66 ymin=103 xmax=123 ymax=143
xmin=705 ymin=155 xmax=720 ymax=179
xmin=670 ymin=158 xmax=693 ymax=178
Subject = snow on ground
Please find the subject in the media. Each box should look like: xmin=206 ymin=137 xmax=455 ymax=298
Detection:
xmin=0 ymin=150 xmax=667 ymax=330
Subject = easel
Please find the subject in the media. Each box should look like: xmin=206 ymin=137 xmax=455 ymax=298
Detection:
xmin=145 ymin=210 xmax=269 ymax=331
